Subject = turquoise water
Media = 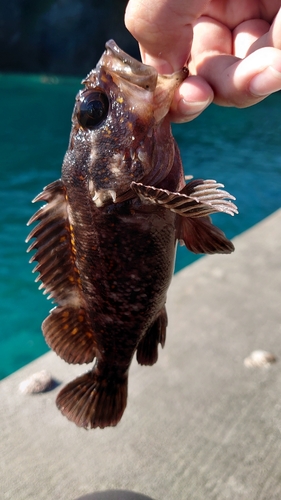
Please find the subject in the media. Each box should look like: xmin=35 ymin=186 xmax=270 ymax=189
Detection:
xmin=0 ymin=74 xmax=280 ymax=379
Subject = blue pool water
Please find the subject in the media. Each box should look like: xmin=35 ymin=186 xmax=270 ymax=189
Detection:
xmin=0 ymin=74 xmax=280 ymax=379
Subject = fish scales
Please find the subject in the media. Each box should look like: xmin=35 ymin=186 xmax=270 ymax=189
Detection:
xmin=26 ymin=40 xmax=238 ymax=429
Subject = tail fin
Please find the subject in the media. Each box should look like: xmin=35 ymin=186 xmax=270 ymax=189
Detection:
xmin=56 ymin=367 xmax=128 ymax=429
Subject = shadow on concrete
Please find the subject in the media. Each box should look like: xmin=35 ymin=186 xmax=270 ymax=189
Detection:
xmin=45 ymin=377 xmax=61 ymax=392
xmin=75 ymin=490 xmax=156 ymax=500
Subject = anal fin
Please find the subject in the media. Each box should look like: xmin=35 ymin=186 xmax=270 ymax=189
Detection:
xmin=43 ymin=306 xmax=97 ymax=364
xmin=136 ymin=307 xmax=167 ymax=366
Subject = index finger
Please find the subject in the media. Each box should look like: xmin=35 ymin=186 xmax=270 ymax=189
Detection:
xmin=125 ymin=0 xmax=209 ymax=73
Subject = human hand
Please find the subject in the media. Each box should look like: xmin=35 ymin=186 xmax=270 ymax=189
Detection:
xmin=125 ymin=0 xmax=281 ymax=122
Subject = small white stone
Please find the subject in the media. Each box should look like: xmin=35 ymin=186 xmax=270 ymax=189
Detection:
xmin=244 ymin=350 xmax=277 ymax=369
xmin=19 ymin=370 xmax=53 ymax=394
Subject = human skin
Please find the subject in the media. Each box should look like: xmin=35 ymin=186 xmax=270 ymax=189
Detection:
xmin=125 ymin=0 xmax=281 ymax=122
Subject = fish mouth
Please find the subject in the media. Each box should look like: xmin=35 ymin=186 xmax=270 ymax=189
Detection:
xmin=97 ymin=39 xmax=158 ymax=92
xmin=83 ymin=40 xmax=187 ymax=124
xmin=99 ymin=40 xmax=187 ymax=122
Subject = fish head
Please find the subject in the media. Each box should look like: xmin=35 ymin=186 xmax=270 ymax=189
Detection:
xmin=64 ymin=40 xmax=187 ymax=207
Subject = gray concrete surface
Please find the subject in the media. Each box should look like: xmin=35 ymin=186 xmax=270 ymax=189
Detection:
xmin=1 ymin=209 xmax=281 ymax=500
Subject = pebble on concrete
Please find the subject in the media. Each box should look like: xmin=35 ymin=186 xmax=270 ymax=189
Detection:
xmin=19 ymin=370 xmax=53 ymax=394
xmin=244 ymin=350 xmax=277 ymax=369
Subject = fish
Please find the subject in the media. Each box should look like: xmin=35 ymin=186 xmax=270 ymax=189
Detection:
xmin=26 ymin=40 xmax=238 ymax=429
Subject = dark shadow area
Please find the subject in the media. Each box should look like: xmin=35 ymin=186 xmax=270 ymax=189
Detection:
xmin=0 ymin=0 xmax=139 ymax=76
xmin=44 ymin=377 xmax=61 ymax=392
xmin=75 ymin=490 xmax=156 ymax=500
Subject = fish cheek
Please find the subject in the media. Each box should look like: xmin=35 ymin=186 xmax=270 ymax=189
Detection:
xmin=88 ymin=124 xmax=149 ymax=190
xmin=104 ymin=88 xmax=155 ymax=181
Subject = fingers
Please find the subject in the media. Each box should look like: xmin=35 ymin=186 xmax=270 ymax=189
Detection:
xmin=271 ymin=7 xmax=281 ymax=48
xmin=190 ymin=16 xmax=281 ymax=107
xmin=233 ymin=20 xmax=270 ymax=58
xmin=237 ymin=7 xmax=281 ymax=56
xmin=193 ymin=47 xmax=281 ymax=107
xmin=125 ymin=0 xmax=208 ymax=73
xmin=169 ymin=76 xmax=213 ymax=123
xmin=243 ymin=49 xmax=281 ymax=98
xmin=125 ymin=0 xmax=213 ymax=122
xmin=125 ymin=1 xmax=281 ymax=119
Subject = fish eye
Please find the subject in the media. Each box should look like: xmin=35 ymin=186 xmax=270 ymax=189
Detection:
xmin=77 ymin=91 xmax=109 ymax=129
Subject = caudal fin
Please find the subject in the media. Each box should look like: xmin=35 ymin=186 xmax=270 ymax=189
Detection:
xmin=56 ymin=368 xmax=128 ymax=429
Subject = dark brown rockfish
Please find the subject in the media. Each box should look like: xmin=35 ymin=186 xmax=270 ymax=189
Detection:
xmin=26 ymin=40 xmax=237 ymax=429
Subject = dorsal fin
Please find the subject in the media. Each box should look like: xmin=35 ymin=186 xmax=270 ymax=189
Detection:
xmin=26 ymin=180 xmax=83 ymax=306
xmin=26 ymin=180 xmax=97 ymax=364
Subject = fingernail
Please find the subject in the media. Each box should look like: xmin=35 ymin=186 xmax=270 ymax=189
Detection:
xmin=249 ymin=64 xmax=281 ymax=96
xmin=178 ymin=98 xmax=211 ymax=116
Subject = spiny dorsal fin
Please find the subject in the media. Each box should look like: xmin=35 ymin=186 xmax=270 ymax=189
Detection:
xmin=27 ymin=180 xmax=97 ymax=363
xmin=26 ymin=179 xmax=83 ymax=306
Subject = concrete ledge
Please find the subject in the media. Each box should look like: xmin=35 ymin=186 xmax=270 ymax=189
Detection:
xmin=1 ymin=210 xmax=281 ymax=500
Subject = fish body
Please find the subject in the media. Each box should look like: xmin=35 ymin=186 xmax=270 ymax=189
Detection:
xmin=27 ymin=41 xmax=237 ymax=429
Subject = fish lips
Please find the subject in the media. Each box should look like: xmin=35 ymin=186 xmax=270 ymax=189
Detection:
xmin=100 ymin=39 xmax=159 ymax=92
xmin=84 ymin=40 xmax=187 ymax=124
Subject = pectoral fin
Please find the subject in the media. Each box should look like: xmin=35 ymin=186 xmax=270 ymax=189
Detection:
xmin=131 ymin=179 xmax=237 ymax=254
xmin=177 ymin=216 xmax=234 ymax=254
xmin=131 ymin=179 xmax=238 ymax=217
